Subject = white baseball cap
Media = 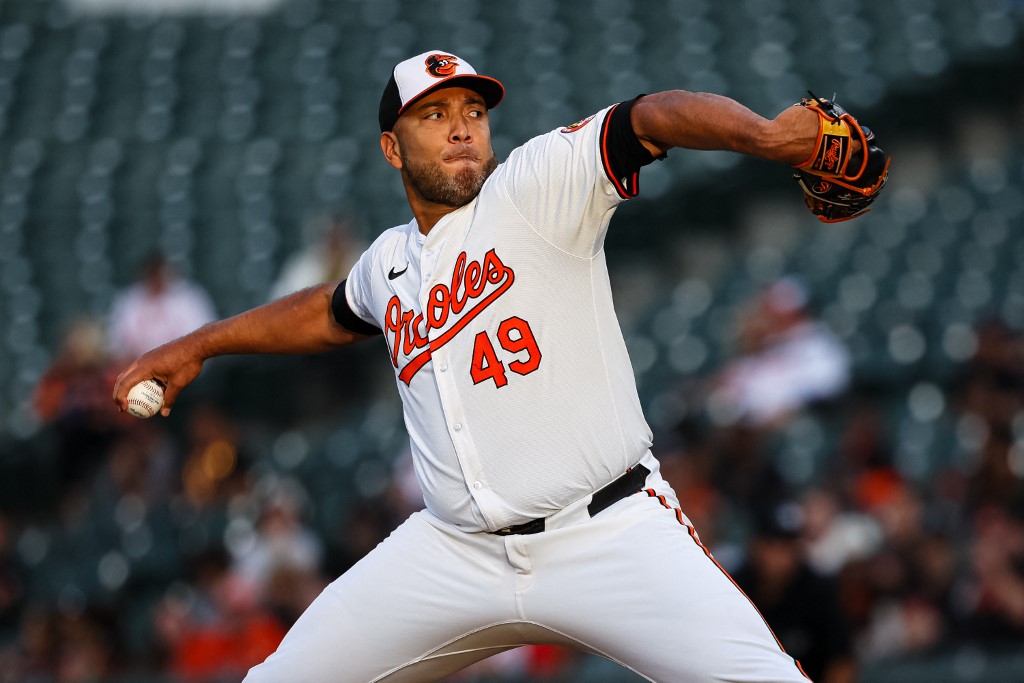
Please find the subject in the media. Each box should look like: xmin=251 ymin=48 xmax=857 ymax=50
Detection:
xmin=378 ymin=50 xmax=505 ymax=133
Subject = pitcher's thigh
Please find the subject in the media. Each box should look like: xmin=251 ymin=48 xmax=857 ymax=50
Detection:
xmin=244 ymin=512 xmax=519 ymax=683
xmin=527 ymin=502 xmax=809 ymax=683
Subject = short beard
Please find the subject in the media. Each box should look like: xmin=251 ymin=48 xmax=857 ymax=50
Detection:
xmin=401 ymin=151 xmax=498 ymax=208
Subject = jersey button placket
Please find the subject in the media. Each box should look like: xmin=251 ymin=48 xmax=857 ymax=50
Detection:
xmin=429 ymin=342 xmax=481 ymax=506
xmin=421 ymin=224 xmax=492 ymax=522
xmin=448 ymin=415 xmax=489 ymax=508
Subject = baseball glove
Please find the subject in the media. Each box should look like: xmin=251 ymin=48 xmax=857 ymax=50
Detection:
xmin=793 ymin=93 xmax=891 ymax=223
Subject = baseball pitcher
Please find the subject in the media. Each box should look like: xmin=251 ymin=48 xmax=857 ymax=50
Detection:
xmin=114 ymin=50 xmax=888 ymax=682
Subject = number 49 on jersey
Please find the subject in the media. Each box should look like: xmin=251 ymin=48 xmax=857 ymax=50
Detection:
xmin=470 ymin=316 xmax=541 ymax=387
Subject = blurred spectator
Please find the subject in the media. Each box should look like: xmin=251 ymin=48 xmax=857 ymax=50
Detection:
xmin=32 ymin=317 xmax=125 ymax=491
xmin=231 ymin=486 xmax=326 ymax=626
xmin=709 ymin=276 xmax=850 ymax=428
xmin=801 ymin=487 xmax=883 ymax=577
xmin=233 ymin=490 xmax=323 ymax=589
xmin=955 ymin=318 xmax=1024 ymax=432
xmin=854 ymin=482 xmax=951 ymax=660
xmin=154 ymin=548 xmax=285 ymax=683
xmin=4 ymin=607 xmax=114 ymax=683
xmin=269 ymin=214 xmax=362 ymax=301
xmin=108 ymin=253 xmax=217 ymax=360
xmin=947 ymin=318 xmax=1024 ymax=511
xmin=52 ymin=610 xmax=114 ymax=683
xmin=962 ymin=504 xmax=1024 ymax=646
xmin=733 ymin=502 xmax=856 ymax=683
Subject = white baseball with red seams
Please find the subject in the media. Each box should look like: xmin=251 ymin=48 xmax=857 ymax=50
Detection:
xmin=125 ymin=379 xmax=164 ymax=418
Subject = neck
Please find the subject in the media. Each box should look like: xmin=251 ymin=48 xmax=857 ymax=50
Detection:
xmin=403 ymin=185 xmax=466 ymax=235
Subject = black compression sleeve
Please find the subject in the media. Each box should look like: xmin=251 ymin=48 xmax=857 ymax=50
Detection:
xmin=600 ymin=95 xmax=664 ymax=199
xmin=331 ymin=280 xmax=382 ymax=336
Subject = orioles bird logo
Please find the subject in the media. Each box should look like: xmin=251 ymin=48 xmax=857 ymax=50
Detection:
xmin=425 ymin=54 xmax=458 ymax=78
xmin=561 ymin=114 xmax=596 ymax=133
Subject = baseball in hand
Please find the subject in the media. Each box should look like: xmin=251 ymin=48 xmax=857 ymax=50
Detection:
xmin=126 ymin=379 xmax=165 ymax=418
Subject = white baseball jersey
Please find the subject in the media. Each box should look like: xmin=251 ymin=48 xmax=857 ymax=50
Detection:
xmin=343 ymin=103 xmax=653 ymax=533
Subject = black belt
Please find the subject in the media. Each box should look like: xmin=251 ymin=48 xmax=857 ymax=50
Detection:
xmin=491 ymin=464 xmax=651 ymax=536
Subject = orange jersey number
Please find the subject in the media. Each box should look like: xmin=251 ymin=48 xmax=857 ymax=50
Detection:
xmin=470 ymin=317 xmax=542 ymax=387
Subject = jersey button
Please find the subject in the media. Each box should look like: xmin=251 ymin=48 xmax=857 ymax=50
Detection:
xmin=453 ymin=423 xmax=462 ymax=432
xmin=439 ymin=364 xmax=448 ymax=372
xmin=472 ymin=481 xmax=482 ymax=490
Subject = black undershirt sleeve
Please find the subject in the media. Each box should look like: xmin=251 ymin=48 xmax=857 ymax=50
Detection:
xmin=331 ymin=280 xmax=382 ymax=336
xmin=599 ymin=95 xmax=665 ymax=199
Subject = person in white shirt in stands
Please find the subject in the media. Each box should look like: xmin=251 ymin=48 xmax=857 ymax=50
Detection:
xmin=269 ymin=214 xmax=363 ymax=302
xmin=108 ymin=252 xmax=217 ymax=360
xmin=710 ymin=276 xmax=851 ymax=428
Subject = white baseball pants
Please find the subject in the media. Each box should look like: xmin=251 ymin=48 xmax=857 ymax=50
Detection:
xmin=243 ymin=465 xmax=810 ymax=683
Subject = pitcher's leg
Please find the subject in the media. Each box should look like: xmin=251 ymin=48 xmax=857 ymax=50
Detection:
xmin=244 ymin=511 xmax=521 ymax=683
xmin=523 ymin=492 xmax=810 ymax=683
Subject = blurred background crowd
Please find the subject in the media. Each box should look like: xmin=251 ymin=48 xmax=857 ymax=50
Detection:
xmin=0 ymin=0 xmax=1023 ymax=682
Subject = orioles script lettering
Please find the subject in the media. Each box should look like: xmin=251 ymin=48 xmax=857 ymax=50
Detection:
xmin=385 ymin=248 xmax=515 ymax=384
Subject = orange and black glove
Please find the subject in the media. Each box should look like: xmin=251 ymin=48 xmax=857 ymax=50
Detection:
xmin=793 ymin=93 xmax=891 ymax=223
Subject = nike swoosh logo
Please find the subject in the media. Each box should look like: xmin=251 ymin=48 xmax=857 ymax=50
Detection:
xmin=388 ymin=265 xmax=409 ymax=280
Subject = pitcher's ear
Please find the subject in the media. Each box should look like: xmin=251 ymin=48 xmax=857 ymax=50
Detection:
xmin=380 ymin=132 xmax=403 ymax=170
